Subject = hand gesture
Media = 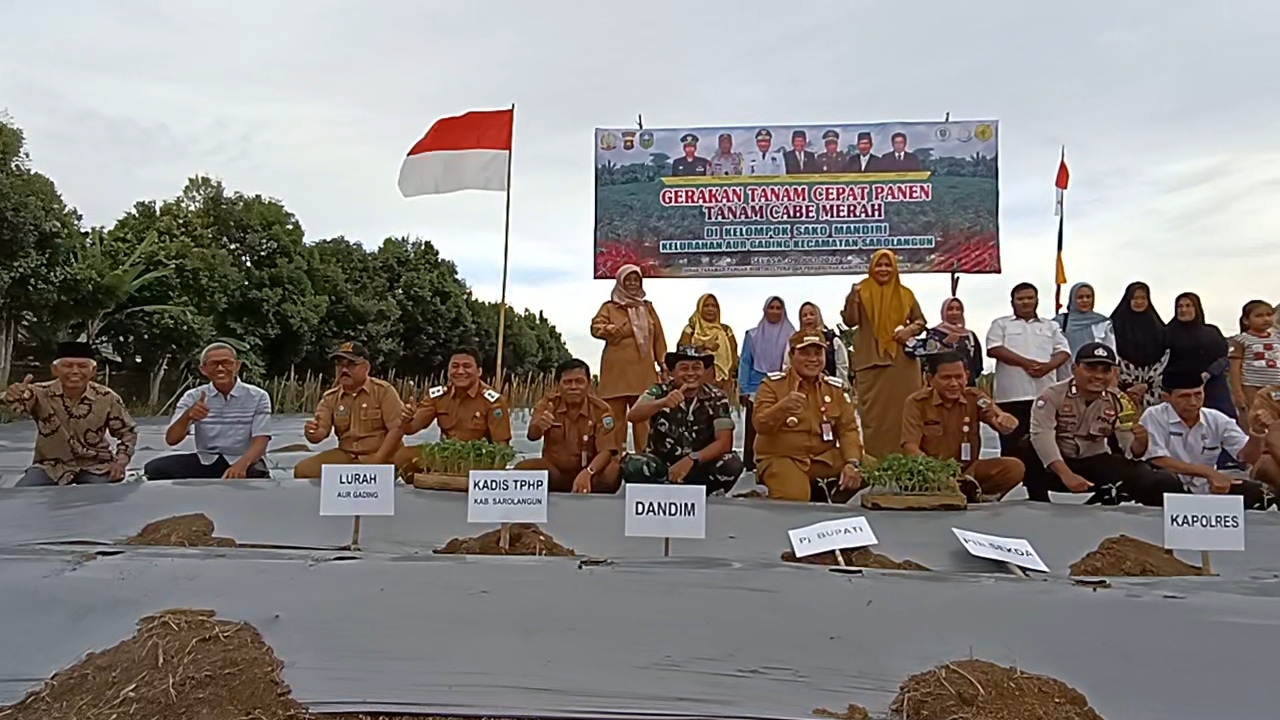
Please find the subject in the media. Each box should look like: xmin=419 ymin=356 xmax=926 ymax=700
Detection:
xmin=109 ymin=459 xmax=126 ymax=481
xmin=1025 ymin=362 xmax=1049 ymax=379
xmin=400 ymin=396 xmax=417 ymax=427
xmin=839 ymin=462 xmax=862 ymax=491
xmin=892 ymin=326 xmax=915 ymax=344
xmin=992 ymin=411 xmax=1019 ymax=435
xmin=781 ymin=391 xmax=807 ymax=414
xmin=1062 ymin=471 xmax=1093 ymax=493
xmin=532 ymin=409 xmax=558 ymax=434
xmin=304 ymin=417 xmax=321 ymax=437
xmin=668 ymin=456 xmax=694 ymax=484
xmin=187 ymin=391 xmax=210 ymax=421
xmin=1131 ymin=422 xmax=1149 ymax=447
xmin=6 ymin=374 xmax=34 ymax=402
xmin=663 ymin=388 xmax=686 ymax=409
xmin=1207 ymin=470 xmax=1241 ymax=495
xmin=572 ymin=469 xmax=593 ymax=494
xmin=604 ymin=324 xmax=618 ymax=337
xmin=705 ymin=339 xmax=719 ymax=352
xmin=1127 ymin=382 xmax=1148 ymax=399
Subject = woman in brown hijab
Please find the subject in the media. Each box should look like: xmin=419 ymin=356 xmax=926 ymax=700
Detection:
xmin=591 ymin=265 xmax=667 ymax=451
xmin=841 ymin=249 xmax=926 ymax=461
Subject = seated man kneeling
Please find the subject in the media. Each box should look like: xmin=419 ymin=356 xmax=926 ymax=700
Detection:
xmin=514 ymin=358 xmax=621 ymax=493
xmin=1132 ymin=370 xmax=1276 ymax=509
xmin=619 ymin=346 xmax=744 ymax=494
xmin=146 ymin=343 xmax=271 ymax=480
xmin=395 ymin=346 xmax=512 ymax=474
xmin=1021 ymin=342 xmax=1176 ymax=505
xmin=901 ymin=351 xmax=1024 ymax=501
xmin=753 ymin=332 xmax=863 ymax=502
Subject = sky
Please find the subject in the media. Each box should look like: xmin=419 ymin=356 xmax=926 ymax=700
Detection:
xmin=3 ymin=0 xmax=1278 ymax=371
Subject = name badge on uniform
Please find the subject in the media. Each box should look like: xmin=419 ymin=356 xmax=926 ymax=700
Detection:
xmin=821 ymin=422 xmax=834 ymax=443
xmin=581 ymin=435 xmax=591 ymax=468
xmin=961 ymin=442 xmax=972 ymax=462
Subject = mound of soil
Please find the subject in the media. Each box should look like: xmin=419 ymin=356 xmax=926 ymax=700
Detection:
xmin=781 ymin=547 xmax=930 ymax=571
xmin=813 ymin=703 xmax=869 ymax=719
xmin=890 ymin=659 xmax=1104 ymax=720
xmin=434 ymin=523 xmax=576 ymax=557
xmin=1069 ymin=535 xmax=1204 ymax=577
xmin=123 ymin=513 xmax=237 ymax=548
xmin=0 ymin=609 xmax=307 ymax=720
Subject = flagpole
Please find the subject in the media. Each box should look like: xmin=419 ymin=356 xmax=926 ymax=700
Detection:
xmin=493 ymin=102 xmax=515 ymax=387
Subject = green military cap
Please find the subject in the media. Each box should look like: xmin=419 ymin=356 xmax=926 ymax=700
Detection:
xmin=680 ymin=133 xmax=699 ymax=146
xmin=755 ymin=128 xmax=772 ymax=140
xmin=822 ymin=129 xmax=840 ymax=142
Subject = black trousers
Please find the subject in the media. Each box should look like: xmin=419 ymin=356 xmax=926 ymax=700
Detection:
xmin=1017 ymin=441 xmax=1179 ymax=506
xmin=742 ymin=399 xmax=758 ymax=471
xmin=998 ymin=400 xmax=1033 ymax=458
xmin=144 ymin=453 xmax=269 ymax=480
xmin=1156 ymin=471 xmax=1276 ymax=510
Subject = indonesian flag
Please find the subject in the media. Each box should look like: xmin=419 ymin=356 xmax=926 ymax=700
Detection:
xmin=1054 ymin=149 xmax=1069 ymax=216
xmin=398 ymin=108 xmax=513 ymax=197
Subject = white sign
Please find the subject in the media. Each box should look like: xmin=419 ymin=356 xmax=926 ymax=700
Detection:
xmin=624 ymin=484 xmax=706 ymax=539
xmin=1163 ymin=493 xmax=1245 ymax=552
xmin=951 ymin=528 xmax=1049 ymax=573
xmin=787 ymin=517 xmax=878 ymax=558
xmin=319 ymin=464 xmax=395 ymax=516
xmin=467 ymin=470 xmax=549 ymax=523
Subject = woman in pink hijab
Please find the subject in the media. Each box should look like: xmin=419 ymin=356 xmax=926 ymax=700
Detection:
xmin=591 ymin=265 xmax=667 ymax=451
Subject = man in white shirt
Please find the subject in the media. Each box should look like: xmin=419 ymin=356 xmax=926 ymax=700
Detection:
xmin=743 ymin=128 xmax=786 ymax=176
xmin=985 ymin=282 xmax=1072 ymax=457
xmin=144 ymin=343 xmax=273 ymax=480
xmin=1134 ymin=370 xmax=1275 ymax=509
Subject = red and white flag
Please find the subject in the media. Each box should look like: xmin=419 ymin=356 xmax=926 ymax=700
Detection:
xmin=398 ymin=108 xmax=513 ymax=197
xmin=1054 ymin=149 xmax=1069 ymax=216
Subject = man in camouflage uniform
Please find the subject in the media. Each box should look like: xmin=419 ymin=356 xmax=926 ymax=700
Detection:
xmin=619 ymin=346 xmax=744 ymax=495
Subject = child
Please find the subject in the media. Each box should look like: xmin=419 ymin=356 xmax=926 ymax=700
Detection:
xmin=1229 ymin=299 xmax=1280 ymax=416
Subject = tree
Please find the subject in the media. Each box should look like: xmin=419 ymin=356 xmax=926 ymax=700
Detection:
xmin=0 ymin=115 xmax=83 ymax=384
xmin=374 ymin=236 xmax=477 ymax=375
xmin=306 ymin=236 xmax=401 ymax=371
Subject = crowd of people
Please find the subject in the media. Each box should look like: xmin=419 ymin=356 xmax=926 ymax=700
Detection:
xmin=6 ymin=248 xmax=1280 ymax=511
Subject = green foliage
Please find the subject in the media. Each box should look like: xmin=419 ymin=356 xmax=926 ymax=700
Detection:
xmin=862 ymin=453 xmax=962 ymax=494
xmin=418 ymin=439 xmax=516 ymax=476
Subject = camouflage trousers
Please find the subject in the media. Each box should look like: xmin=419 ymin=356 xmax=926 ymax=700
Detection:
xmin=619 ymin=451 xmax=745 ymax=495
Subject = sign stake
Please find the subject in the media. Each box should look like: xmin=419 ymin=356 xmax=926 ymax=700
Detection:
xmin=500 ymin=522 xmax=511 ymax=551
xmin=833 ymin=549 xmax=847 ymax=566
xmin=1005 ymin=562 xmax=1028 ymax=578
xmin=350 ymin=516 xmax=362 ymax=551
xmin=1200 ymin=550 xmax=1213 ymax=576
xmin=663 ymin=537 xmax=670 ymax=557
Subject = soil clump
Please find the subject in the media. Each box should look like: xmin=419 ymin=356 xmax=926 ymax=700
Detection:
xmin=0 ymin=608 xmax=307 ymax=720
xmin=434 ymin=523 xmax=576 ymax=556
xmin=123 ymin=513 xmax=237 ymax=548
xmin=889 ymin=659 xmax=1104 ymax=720
xmin=1069 ymin=534 xmax=1204 ymax=577
xmin=813 ymin=703 xmax=870 ymax=719
xmin=781 ymin=547 xmax=930 ymax=571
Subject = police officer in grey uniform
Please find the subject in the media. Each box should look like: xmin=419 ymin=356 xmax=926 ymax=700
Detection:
xmin=671 ymin=133 xmax=711 ymax=177
xmin=814 ymin=129 xmax=848 ymax=173
xmin=1022 ymin=342 xmax=1179 ymax=505
xmin=743 ymin=129 xmax=785 ymax=176
xmin=709 ymin=133 xmax=744 ymax=176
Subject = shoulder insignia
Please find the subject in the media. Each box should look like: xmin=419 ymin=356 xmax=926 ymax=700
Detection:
xmin=767 ymin=371 xmax=786 ymax=380
xmin=1035 ymin=398 xmax=1047 ymax=408
xmin=602 ymin=415 xmax=615 ymax=431
xmin=1271 ymin=390 xmax=1280 ymax=402
xmin=492 ymin=407 xmax=504 ymax=419
xmin=824 ymin=376 xmax=845 ymax=388
xmin=428 ymin=386 xmax=446 ymax=399
xmin=976 ymin=396 xmax=991 ymax=409
xmin=483 ymin=388 xmax=501 ymax=403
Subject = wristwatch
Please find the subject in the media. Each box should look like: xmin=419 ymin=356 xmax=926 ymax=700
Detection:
xmin=845 ymin=459 xmax=861 ymax=470
xmin=689 ymin=451 xmax=701 ymax=463
xmin=587 ymin=465 xmax=597 ymax=476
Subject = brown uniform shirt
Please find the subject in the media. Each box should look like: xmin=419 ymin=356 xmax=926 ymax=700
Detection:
xmin=314 ymin=377 xmax=403 ymax=456
xmin=901 ymin=386 xmax=1000 ymax=466
xmin=5 ymin=380 xmax=138 ymax=484
xmin=1248 ymin=385 xmax=1280 ymax=436
xmin=839 ymin=284 xmax=926 ymax=371
xmin=752 ymin=369 xmax=862 ymax=463
xmin=531 ymin=392 xmax=619 ymax=474
xmin=411 ymin=382 xmax=512 ymax=443
xmin=591 ymin=300 xmax=667 ymax=399
xmin=1029 ymin=379 xmax=1123 ymax=465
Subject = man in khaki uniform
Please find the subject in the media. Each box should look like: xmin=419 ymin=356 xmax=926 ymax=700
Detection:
xmin=1022 ymin=342 xmax=1175 ymax=505
xmin=901 ymin=350 xmax=1024 ymax=500
xmin=753 ymin=332 xmax=864 ymax=502
xmin=397 ymin=347 xmax=513 ymax=471
xmin=294 ymin=342 xmax=408 ymax=478
xmin=1248 ymin=385 xmax=1280 ymax=490
xmin=514 ymin=358 xmax=620 ymax=493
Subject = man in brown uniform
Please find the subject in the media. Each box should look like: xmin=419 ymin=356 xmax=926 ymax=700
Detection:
xmin=1022 ymin=342 xmax=1176 ymax=505
xmin=514 ymin=358 xmax=620 ymax=493
xmin=753 ymin=332 xmax=864 ymax=502
xmin=1246 ymin=385 xmax=1280 ymax=490
xmin=294 ymin=342 xmax=408 ymax=478
xmin=901 ymin=351 xmax=1024 ymax=501
xmin=397 ymin=347 xmax=512 ymax=470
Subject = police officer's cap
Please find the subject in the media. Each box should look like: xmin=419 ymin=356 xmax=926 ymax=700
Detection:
xmin=665 ymin=345 xmax=714 ymax=371
xmin=717 ymin=132 xmax=731 ymax=142
xmin=680 ymin=133 xmax=699 ymax=146
xmin=856 ymin=131 xmax=873 ymax=143
xmin=788 ymin=331 xmax=829 ymax=351
xmin=822 ymin=130 xmax=840 ymax=142
xmin=755 ymin=128 xmax=772 ymax=140
xmin=791 ymin=129 xmax=807 ymax=140
xmin=1074 ymin=342 xmax=1117 ymax=366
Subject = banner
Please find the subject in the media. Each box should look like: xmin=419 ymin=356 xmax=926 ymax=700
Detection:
xmin=593 ymin=120 xmax=999 ymax=278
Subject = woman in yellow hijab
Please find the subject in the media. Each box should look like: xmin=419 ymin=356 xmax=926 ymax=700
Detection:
xmin=840 ymin=249 xmax=927 ymax=461
xmin=679 ymin=293 xmax=739 ymax=398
